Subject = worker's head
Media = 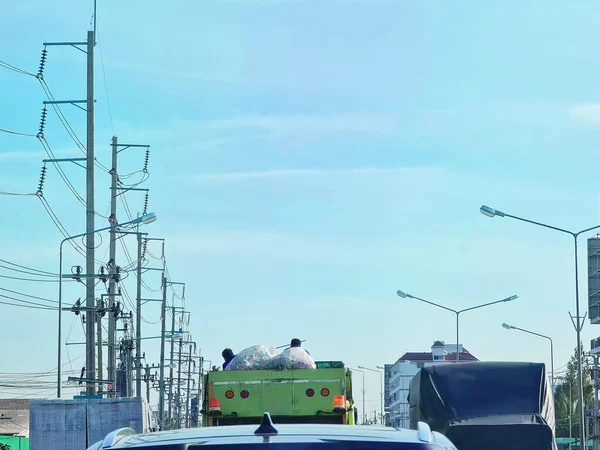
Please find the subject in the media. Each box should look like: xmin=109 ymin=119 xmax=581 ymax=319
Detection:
xmin=291 ymin=338 xmax=302 ymax=348
xmin=222 ymin=348 xmax=234 ymax=360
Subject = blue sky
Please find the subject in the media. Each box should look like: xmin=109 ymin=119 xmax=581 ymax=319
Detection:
xmin=2 ymin=0 xmax=600 ymax=414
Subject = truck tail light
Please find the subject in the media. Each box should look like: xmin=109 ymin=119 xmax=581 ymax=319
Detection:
xmin=241 ymin=390 xmax=249 ymax=399
xmin=306 ymin=388 xmax=315 ymax=397
xmin=225 ymin=390 xmax=234 ymax=399
xmin=321 ymin=388 xmax=330 ymax=397
xmin=209 ymin=397 xmax=221 ymax=416
xmin=333 ymin=395 xmax=345 ymax=412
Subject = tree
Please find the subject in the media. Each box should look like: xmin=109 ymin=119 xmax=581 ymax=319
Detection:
xmin=554 ymin=346 xmax=594 ymax=438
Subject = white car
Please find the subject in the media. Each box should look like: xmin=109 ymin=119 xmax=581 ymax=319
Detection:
xmin=87 ymin=413 xmax=456 ymax=450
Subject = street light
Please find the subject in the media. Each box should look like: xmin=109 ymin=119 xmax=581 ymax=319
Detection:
xmin=351 ymin=368 xmax=367 ymax=424
xmin=502 ymin=323 xmax=554 ymax=392
xmin=57 ymin=212 xmax=158 ymax=398
xmin=397 ymin=290 xmax=518 ymax=361
xmin=480 ymin=204 xmax=600 ymax=447
xmin=358 ymin=365 xmax=383 ymax=425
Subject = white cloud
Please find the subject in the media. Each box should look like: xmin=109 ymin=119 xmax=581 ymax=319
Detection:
xmin=204 ymin=113 xmax=399 ymax=137
xmin=165 ymin=231 xmax=361 ymax=265
xmin=186 ymin=166 xmax=446 ymax=182
xmin=568 ymin=103 xmax=600 ymax=126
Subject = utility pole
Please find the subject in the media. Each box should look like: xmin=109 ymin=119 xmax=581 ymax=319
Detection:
xmin=135 ymin=231 xmax=143 ymax=397
xmin=168 ymin=304 xmax=176 ymax=425
xmin=176 ymin=336 xmax=184 ymax=428
xmin=185 ymin=343 xmax=194 ymax=428
xmin=145 ymin=364 xmax=151 ymax=404
xmin=592 ymin=355 xmax=600 ymax=450
xmin=96 ymin=298 xmax=103 ymax=394
xmin=85 ymin=28 xmax=96 ymax=396
xmin=108 ymin=136 xmax=118 ymax=392
xmin=158 ymin=274 xmax=167 ymax=429
xmin=197 ymin=355 xmax=203 ymax=428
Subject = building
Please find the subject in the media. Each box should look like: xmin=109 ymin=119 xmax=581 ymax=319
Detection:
xmin=384 ymin=341 xmax=479 ymax=428
xmin=0 ymin=399 xmax=31 ymax=450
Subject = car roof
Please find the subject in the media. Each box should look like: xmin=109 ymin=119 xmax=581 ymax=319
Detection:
xmin=91 ymin=423 xmax=456 ymax=450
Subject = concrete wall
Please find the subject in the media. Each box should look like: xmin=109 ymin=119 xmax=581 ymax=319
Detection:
xmin=30 ymin=398 xmax=151 ymax=450
xmin=0 ymin=436 xmax=30 ymax=450
xmin=30 ymin=400 xmax=87 ymax=450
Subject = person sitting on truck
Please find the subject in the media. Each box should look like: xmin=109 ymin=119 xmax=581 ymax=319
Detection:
xmin=290 ymin=338 xmax=310 ymax=355
xmin=222 ymin=348 xmax=235 ymax=369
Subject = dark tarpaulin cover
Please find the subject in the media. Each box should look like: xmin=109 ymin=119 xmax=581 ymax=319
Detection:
xmin=408 ymin=362 xmax=556 ymax=450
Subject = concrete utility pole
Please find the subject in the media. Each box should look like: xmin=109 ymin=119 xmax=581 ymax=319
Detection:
xmin=168 ymin=304 xmax=177 ymax=424
xmin=158 ymin=274 xmax=167 ymax=429
xmin=136 ymin=231 xmax=143 ymax=397
xmin=145 ymin=364 xmax=151 ymax=404
xmin=97 ymin=298 xmax=103 ymax=393
xmin=185 ymin=343 xmax=194 ymax=428
xmin=85 ymin=28 xmax=96 ymax=396
xmin=176 ymin=336 xmax=184 ymax=428
xmin=108 ymin=136 xmax=118 ymax=392
xmin=594 ymin=355 xmax=599 ymax=450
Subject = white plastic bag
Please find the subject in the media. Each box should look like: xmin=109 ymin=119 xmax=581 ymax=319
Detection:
xmin=265 ymin=347 xmax=316 ymax=370
xmin=225 ymin=345 xmax=276 ymax=371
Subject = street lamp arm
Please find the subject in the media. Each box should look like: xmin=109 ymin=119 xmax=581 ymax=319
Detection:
xmin=510 ymin=326 xmax=552 ymax=342
xmin=410 ymin=295 xmax=457 ymax=314
xmin=575 ymin=224 xmax=600 ymax=237
xmin=458 ymin=297 xmax=517 ymax=314
xmin=503 ymin=212 xmax=573 ymax=236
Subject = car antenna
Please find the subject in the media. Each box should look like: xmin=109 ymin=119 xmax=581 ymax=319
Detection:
xmin=254 ymin=413 xmax=278 ymax=442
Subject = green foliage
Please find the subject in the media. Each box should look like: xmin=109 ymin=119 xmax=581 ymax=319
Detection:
xmin=554 ymin=347 xmax=594 ymax=437
xmin=0 ymin=443 xmax=11 ymax=450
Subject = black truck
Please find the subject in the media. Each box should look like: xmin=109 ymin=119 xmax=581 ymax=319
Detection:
xmin=408 ymin=362 xmax=556 ymax=450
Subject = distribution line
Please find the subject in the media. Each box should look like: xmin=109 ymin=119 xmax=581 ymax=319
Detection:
xmin=0 ymin=258 xmax=58 ymax=276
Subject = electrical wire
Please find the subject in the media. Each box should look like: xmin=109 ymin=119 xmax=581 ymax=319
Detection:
xmin=0 ymin=258 xmax=58 ymax=276
xmin=97 ymin=35 xmax=115 ymax=136
xmin=0 ymin=273 xmax=71 ymax=283
xmin=0 ymin=297 xmax=56 ymax=310
xmin=0 ymin=263 xmax=57 ymax=278
xmin=0 ymin=127 xmax=38 ymax=137
xmin=0 ymin=190 xmax=38 ymax=196
xmin=0 ymin=59 xmax=37 ymax=77
xmin=0 ymin=287 xmax=57 ymax=304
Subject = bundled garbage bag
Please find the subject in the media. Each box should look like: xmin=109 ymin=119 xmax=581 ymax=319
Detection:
xmin=265 ymin=347 xmax=316 ymax=370
xmin=225 ymin=345 xmax=276 ymax=371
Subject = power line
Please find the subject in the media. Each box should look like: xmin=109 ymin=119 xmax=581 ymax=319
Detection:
xmin=0 ymin=273 xmax=72 ymax=283
xmin=0 ymin=287 xmax=57 ymax=304
xmin=0 ymin=127 xmax=38 ymax=137
xmin=0 ymin=263 xmax=57 ymax=278
xmin=0 ymin=258 xmax=58 ymax=276
xmin=0 ymin=58 xmax=37 ymax=77
xmin=97 ymin=35 xmax=115 ymax=136
xmin=0 ymin=190 xmax=38 ymax=196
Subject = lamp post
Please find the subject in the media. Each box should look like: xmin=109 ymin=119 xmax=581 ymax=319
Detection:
xmin=358 ymin=365 xmax=383 ymax=425
xmin=57 ymin=212 xmax=157 ymax=398
xmin=397 ymin=290 xmax=518 ymax=361
xmin=502 ymin=322 xmax=554 ymax=392
xmin=352 ymin=368 xmax=367 ymax=424
xmin=480 ymin=204 xmax=600 ymax=447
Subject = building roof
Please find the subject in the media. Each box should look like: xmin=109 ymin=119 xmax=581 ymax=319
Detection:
xmin=0 ymin=399 xmax=31 ymax=437
xmin=432 ymin=341 xmax=445 ymax=348
xmin=398 ymin=348 xmax=478 ymax=363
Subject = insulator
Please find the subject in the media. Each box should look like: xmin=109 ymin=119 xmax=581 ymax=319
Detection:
xmin=38 ymin=107 xmax=47 ymax=137
xmin=143 ymin=192 xmax=149 ymax=215
xmin=37 ymin=48 xmax=48 ymax=79
xmin=143 ymin=149 xmax=150 ymax=172
xmin=161 ymin=242 xmax=165 ymax=259
xmin=36 ymin=165 xmax=47 ymax=196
